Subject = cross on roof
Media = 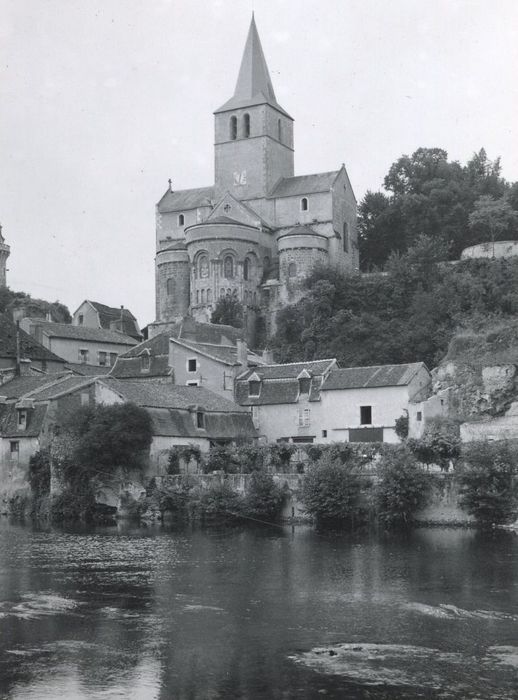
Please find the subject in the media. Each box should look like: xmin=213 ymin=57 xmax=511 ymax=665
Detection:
xmin=223 ymin=204 xmax=232 ymax=213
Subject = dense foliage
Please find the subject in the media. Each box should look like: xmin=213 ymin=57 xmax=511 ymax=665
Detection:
xmin=376 ymin=447 xmax=432 ymax=527
xmin=458 ymin=441 xmax=518 ymax=526
xmin=242 ymin=471 xmax=286 ymax=521
xmin=408 ymin=418 xmax=461 ymax=471
xmin=359 ymin=148 xmax=518 ymax=270
xmin=211 ymin=296 xmax=244 ymax=328
xmin=0 ymin=287 xmax=71 ymax=323
xmin=271 ymin=242 xmax=518 ymax=368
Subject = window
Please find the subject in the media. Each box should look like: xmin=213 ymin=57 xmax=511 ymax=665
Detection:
xmin=201 ymin=289 xmax=205 ymax=303
xmin=167 ymin=278 xmax=175 ymax=296
xmin=196 ymin=290 xmax=200 ymax=304
xmin=78 ymin=314 xmax=84 ymax=325
xmin=243 ymin=113 xmax=250 ymax=138
xmin=360 ymin=405 xmax=372 ymax=425
xmin=78 ymin=348 xmax=89 ymax=364
xmin=198 ymin=255 xmax=209 ymax=278
xmin=178 ymin=213 xmax=185 ymax=226
xmin=187 ymin=380 xmax=200 ymax=386
xmin=10 ymin=441 xmax=19 ymax=458
xmin=300 ymin=197 xmax=308 ymax=211
xmin=343 ymin=222 xmax=349 ymax=252
xmin=298 ymin=377 xmax=311 ymax=394
xmin=230 ymin=115 xmax=237 ymax=140
xmin=251 ymin=406 xmax=259 ymax=427
xmin=298 ymin=408 xmax=310 ymax=427
xmin=288 ymin=262 xmax=297 ymax=278
xmin=220 ymin=288 xmax=225 ymax=298
xmin=110 ymin=352 xmax=118 ymax=366
xmin=416 ymin=411 xmax=422 ymax=422
xmin=224 ymin=255 xmax=234 ymax=279
xmin=81 ymin=392 xmax=89 ymax=406
xmin=243 ymin=257 xmax=250 ymax=280
xmin=196 ymin=411 xmax=205 ymax=429
xmin=322 ymin=430 xmax=327 ymax=438
xmin=278 ymin=118 xmax=282 ymax=141
xmin=249 ymin=380 xmax=261 ymax=397
xmin=141 ymin=353 xmax=150 ymax=372
xmin=98 ymin=351 xmax=107 ymax=366
xmin=187 ymin=358 xmax=197 ymax=373
xmin=17 ymin=409 xmax=27 ymax=429
xmin=207 ymin=288 xmax=212 ymax=303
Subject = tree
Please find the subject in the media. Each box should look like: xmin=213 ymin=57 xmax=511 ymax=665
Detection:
xmin=211 ymin=296 xmax=244 ymax=328
xmin=242 ymin=472 xmax=286 ymax=521
xmin=376 ymin=446 xmax=431 ymax=527
xmin=468 ymin=195 xmax=518 ymax=251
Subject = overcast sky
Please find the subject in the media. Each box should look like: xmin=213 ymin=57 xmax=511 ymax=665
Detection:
xmin=1 ymin=0 xmax=517 ymax=328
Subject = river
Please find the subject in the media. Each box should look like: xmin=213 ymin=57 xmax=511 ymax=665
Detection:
xmin=0 ymin=520 xmax=517 ymax=699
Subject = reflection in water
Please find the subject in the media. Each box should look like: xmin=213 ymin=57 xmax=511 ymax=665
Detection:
xmin=0 ymin=521 xmax=517 ymax=699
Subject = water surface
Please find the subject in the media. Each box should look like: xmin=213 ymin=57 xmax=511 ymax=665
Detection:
xmin=0 ymin=520 xmax=517 ymax=699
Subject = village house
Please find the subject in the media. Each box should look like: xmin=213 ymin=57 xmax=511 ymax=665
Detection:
xmin=72 ymin=300 xmax=143 ymax=341
xmin=19 ymin=318 xmax=137 ymax=367
xmin=235 ymin=360 xmax=431 ymax=444
xmin=0 ymin=314 xmax=67 ymax=378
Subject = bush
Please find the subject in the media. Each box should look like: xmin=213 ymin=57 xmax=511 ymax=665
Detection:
xmin=268 ymin=443 xmax=296 ymax=472
xmin=408 ymin=418 xmax=461 ymax=470
xmin=395 ymin=412 xmax=409 ymax=440
xmin=376 ymin=446 xmax=432 ymax=527
xmin=302 ymin=453 xmax=372 ymax=527
xmin=29 ymin=450 xmax=51 ymax=499
xmin=168 ymin=444 xmax=202 ymax=474
xmin=242 ymin=472 xmax=286 ymax=521
xmin=458 ymin=441 xmax=518 ymax=526
xmin=51 ymin=484 xmax=96 ymax=523
xmin=204 ymin=445 xmax=240 ymax=473
xmin=193 ymin=482 xmax=243 ymax=523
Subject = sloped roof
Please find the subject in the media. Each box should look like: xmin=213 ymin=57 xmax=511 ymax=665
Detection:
xmin=238 ymin=359 xmax=336 ymax=381
xmin=103 ymin=377 xmax=247 ymax=412
xmin=214 ymin=16 xmax=292 ymax=119
xmin=0 ymin=373 xmax=71 ymax=400
xmin=278 ymin=224 xmax=327 ymax=239
xmin=86 ymin=301 xmax=141 ymax=339
xmin=65 ymin=363 xmax=113 ymax=376
xmin=118 ymin=332 xmax=171 ymax=358
xmin=0 ymin=315 xmax=66 ymax=364
xmin=25 ymin=375 xmax=96 ymax=401
xmin=110 ymin=355 xmax=171 ymax=379
xmin=235 ymin=374 xmax=323 ymax=406
xmin=177 ymin=318 xmax=243 ymax=345
xmin=270 ymin=171 xmax=339 ymax=198
xmin=321 ymin=363 xmax=427 ymax=391
xmin=32 ymin=321 xmax=137 ymax=346
xmin=157 ymin=186 xmax=214 ymax=213
xmin=0 ymin=403 xmax=48 ymax=438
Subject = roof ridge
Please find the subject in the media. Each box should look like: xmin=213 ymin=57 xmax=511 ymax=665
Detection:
xmin=258 ymin=358 xmax=336 ymax=368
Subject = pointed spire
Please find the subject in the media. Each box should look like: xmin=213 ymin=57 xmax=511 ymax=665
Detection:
xmin=214 ymin=16 xmax=292 ymax=118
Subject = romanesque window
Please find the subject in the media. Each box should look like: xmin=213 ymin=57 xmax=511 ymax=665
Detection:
xmin=198 ymin=255 xmax=209 ymax=278
xmin=201 ymin=289 xmax=205 ymax=303
xmin=243 ymin=113 xmax=250 ymax=138
xmin=243 ymin=257 xmax=250 ymax=280
xmin=288 ymin=262 xmax=297 ymax=278
xmin=224 ymin=255 xmax=234 ymax=279
xmin=230 ymin=116 xmax=237 ymax=140
xmin=343 ymin=222 xmax=349 ymax=252
xmin=207 ymin=288 xmax=212 ymax=303
xmin=141 ymin=353 xmax=150 ymax=372
xmin=178 ymin=213 xmax=185 ymax=226
xmin=220 ymin=288 xmax=225 ymax=297
xmin=278 ymin=118 xmax=282 ymax=141
xmin=167 ymin=278 xmax=175 ymax=295
xmin=300 ymin=197 xmax=308 ymax=211
xmin=196 ymin=290 xmax=200 ymax=304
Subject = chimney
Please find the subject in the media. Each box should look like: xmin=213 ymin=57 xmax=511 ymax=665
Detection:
xmin=19 ymin=358 xmax=32 ymax=376
xmin=262 ymin=348 xmax=274 ymax=364
xmin=236 ymin=339 xmax=248 ymax=366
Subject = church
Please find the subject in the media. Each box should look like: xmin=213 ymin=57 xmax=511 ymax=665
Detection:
xmin=150 ymin=16 xmax=357 ymax=342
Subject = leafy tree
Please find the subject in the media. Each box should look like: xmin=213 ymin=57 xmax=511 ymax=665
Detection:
xmin=468 ymin=195 xmax=518 ymax=247
xmin=242 ymin=472 xmax=286 ymax=521
xmin=408 ymin=418 xmax=461 ymax=471
xmin=458 ymin=441 xmax=518 ymax=526
xmin=211 ymin=297 xmax=244 ymax=328
xmin=376 ymin=446 xmax=432 ymax=527
xmin=194 ymin=481 xmax=243 ymax=522
xmin=394 ymin=413 xmax=409 ymax=441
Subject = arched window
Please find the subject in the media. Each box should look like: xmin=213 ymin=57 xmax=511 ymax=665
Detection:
xmin=207 ymin=289 xmax=212 ymax=303
xmin=253 ymin=292 xmax=257 ymax=305
xmin=166 ymin=278 xmax=175 ymax=296
xmin=196 ymin=290 xmax=200 ymax=304
xmin=243 ymin=113 xmax=250 ymax=138
xmin=288 ymin=262 xmax=297 ymax=278
xmin=232 ymin=289 xmax=238 ymax=299
xmin=300 ymin=197 xmax=308 ymax=211
xmin=343 ymin=222 xmax=349 ymax=252
xmin=178 ymin=213 xmax=185 ymax=226
xmin=230 ymin=116 xmax=237 ymax=140
xmin=243 ymin=257 xmax=250 ymax=280
xmin=201 ymin=289 xmax=205 ymax=303
xmin=198 ymin=254 xmax=209 ymax=278
xmin=224 ymin=255 xmax=234 ymax=279
xmin=226 ymin=288 xmax=231 ymax=297
xmin=278 ymin=118 xmax=282 ymax=141
xmin=220 ymin=288 xmax=225 ymax=298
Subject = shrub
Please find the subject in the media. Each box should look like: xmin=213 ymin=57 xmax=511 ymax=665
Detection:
xmin=376 ymin=446 xmax=432 ymax=527
xmin=204 ymin=445 xmax=240 ymax=473
xmin=194 ymin=482 xmax=243 ymax=523
xmin=302 ymin=453 xmax=372 ymax=527
xmin=29 ymin=450 xmax=51 ymax=499
xmin=242 ymin=472 xmax=286 ymax=521
xmin=395 ymin=412 xmax=409 ymax=440
xmin=168 ymin=444 xmax=202 ymax=474
xmin=458 ymin=441 xmax=518 ymax=526
xmin=236 ymin=444 xmax=267 ymax=473
xmin=268 ymin=443 xmax=296 ymax=472
xmin=408 ymin=418 xmax=461 ymax=470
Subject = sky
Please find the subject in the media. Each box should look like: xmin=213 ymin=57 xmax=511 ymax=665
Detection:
xmin=1 ymin=0 xmax=517 ymax=328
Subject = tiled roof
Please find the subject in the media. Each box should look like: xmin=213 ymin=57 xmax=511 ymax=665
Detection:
xmin=238 ymin=359 xmax=336 ymax=381
xmin=65 ymin=363 xmax=112 ymax=376
xmin=160 ymin=240 xmax=188 ymax=251
xmin=102 ymin=377 xmax=247 ymax=412
xmin=110 ymin=355 xmax=171 ymax=379
xmin=278 ymin=225 xmax=327 ymax=239
xmin=26 ymin=375 xmax=95 ymax=401
xmin=171 ymin=338 xmax=239 ymax=366
xmin=199 ymin=215 xmax=254 ymax=227
xmin=87 ymin=301 xmax=141 ymax=339
xmin=321 ymin=363 xmax=427 ymax=391
xmin=176 ymin=318 xmax=243 ymax=345
xmin=147 ymin=407 xmax=256 ymax=439
xmin=0 ymin=373 xmax=71 ymax=400
xmin=235 ymin=380 xmax=299 ymax=406
xmin=119 ymin=333 xmax=171 ymax=358
xmin=270 ymin=171 xmax=339 ymax=198
xmin=32 ymin=321 xmax=138 ymax=346
xmin=0 ymin=403 xmax=48 ymax=438
xmin=157 ymin=186 xmax=214 ymax=213
xmin=0 ymin=314 xmax=66 ymax=363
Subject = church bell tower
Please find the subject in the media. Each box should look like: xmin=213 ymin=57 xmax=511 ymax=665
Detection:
xmin=213 ymin=16 xmax=294 ymax=201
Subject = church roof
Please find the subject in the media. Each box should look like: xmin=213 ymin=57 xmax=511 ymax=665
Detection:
xmin=214 ymin=16 xmax=292 ymax=119
xmin=157 ymin=186 xmax=214 ymax=213
xmin=278 ymin=225 xmax=327 ymax=239
xmin=270 ymin=171 xmax=340 ymax=198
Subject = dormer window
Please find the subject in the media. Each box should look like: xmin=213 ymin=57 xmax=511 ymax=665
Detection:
xmin=17 ymin=409 xmax=27 ymax=429
xmin=300 ymin=197 xmax=308 ymax=211
xmin=140 ymin=351 xmax=150 ymax=372
xmin=243 ymin=113 xmax=250 ymax=138
xmin=230 ymin=116 xmax=237 ymax=140
xmin=178 ymin=213 xmax=185 ymax=226
xmin=297 ymin=369 xmax=311 ymax=395
xmin=248 ymin=372 xmax=262 ymax=397
xmin=196 ymin=411 xmax=205 ymax=429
